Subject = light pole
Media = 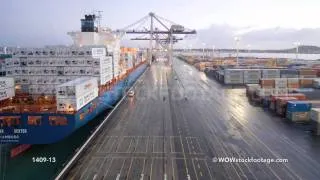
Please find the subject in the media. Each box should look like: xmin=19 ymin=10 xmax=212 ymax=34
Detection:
xmin=212 ymin=45 xmax=215 ymax=59
xmin=247 ymin=44 xmax=251 ymax=53
xmin=202 ymin=43 xmax=206 ymax=60
xmin=234 ymin=37 xmax=240 ymax=66
xmin=189 ymin=44 xmax=192 ymax=54
xmin=293 ymin=42 xmax=300 ymax=61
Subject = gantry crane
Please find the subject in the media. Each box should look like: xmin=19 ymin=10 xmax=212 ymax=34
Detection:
xmin=116 ymin=12 xmax=196 ymax=65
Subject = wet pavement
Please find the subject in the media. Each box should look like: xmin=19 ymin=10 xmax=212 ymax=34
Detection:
xmin=63 ymin=59 xmax=320 ymax=180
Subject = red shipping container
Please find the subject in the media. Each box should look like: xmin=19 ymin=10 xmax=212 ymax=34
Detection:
xmin=276 ymin=97 xmax=298 ymax=115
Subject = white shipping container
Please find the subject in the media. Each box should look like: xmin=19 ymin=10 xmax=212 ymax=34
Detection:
xmin=262 ymin=69 xmax=280 ymax=78
xmin=56 ymin=77 xmax=98 ymax=98
xmin=281 ymin=74 xmax=299 ymax=78
xmin=29 ymin=67 xmax=36 ymax=75
xmin=224 ymin=76 xmax=244 ymax=84
xmin=13 ymin=67 xmax=21 ymax=75
xmin=273 ymin=88 xmax=288 ymax=95
xmin=100 ymin=74 xmax=113 ymax=85
xmin=20 ymin=77 xmax=30 ymax=84
xmin=15 ymin=77 xmax=22 ymax=84
xmin=56 ymin=87 xmax=98 ymax=111
xmin=0 ymin=88 xmax=15 ymax=101
xmin=0 ymin=77 xmax=15 ymax=89
xmin=56 ymin=98 xmax=77 ymax=111
xmin=314 ymin=79 xmax=320 ymax=88
xmin=256 ymin=88 xmax=273 ymax=97
xmin=311 ymin=108 xmax=320 ymax=122
xmin=244 ymin=78 xmax=260 ymax=84
xmin=274 ymin=78 xmax=287 ymax=89
xmin=92 ymin=48 xmax=106 ymax=58
xmin=21 ymin=67 xmax=31 ymax=75
xmin=263 ymin=74 xmax=280 ymax=78
xmin=287 ymin=78 xmax=299 ymax=83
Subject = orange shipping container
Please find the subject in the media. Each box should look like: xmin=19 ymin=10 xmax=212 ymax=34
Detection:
xmin=270 ymin=93 xmax=307 ymax=101
xmin=260 ymin=79 xmax=275 ymax=88
xmin=299 ymin=70 xmax=317 ymax=76
xmin=299 ymin=79 xmax=314 ymax=88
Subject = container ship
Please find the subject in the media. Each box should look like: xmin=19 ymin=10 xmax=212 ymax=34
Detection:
xmin=0 ymin=14 xmax=147 ymax=155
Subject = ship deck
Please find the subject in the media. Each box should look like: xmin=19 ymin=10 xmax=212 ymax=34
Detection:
xmin=62 ymin=58 xmax=320 ymax=180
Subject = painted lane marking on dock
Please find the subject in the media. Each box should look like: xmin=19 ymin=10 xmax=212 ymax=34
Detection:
xmin=102 ymin=158 xmax=114 ymax=180
xmin=146 ymin=136 xmax=150 ymax=153
xmin=80 ymin=158 xmax=95 ymax=179
xmin=108 ymin=137 xmax=118 ymax=153
xmin=179 ymin=135 xmax=189 ymax=175
xmin=116 ymin=173 xmax=120 ymax=180
xmin=126 ymin=138 xmax=133 ymax=153
xmin=141 ymin=158 xmax=146 ymax=175
xmin=133 ymin=137 xmax=140 ymax=153
xmin=191 ymin=159 xmax=199 ymax=180
xmin=118 ymin=158 xmax=126 ymax=179
xmin=152 ymin=136 xmax=155 ymax=153
xmin=150 ymin=158 xmax=154 ymax=179
xmin=171 ymin=159 xmax=176 ymax=180
xmin=192 ymin=109 xmax=242 ymax=180
xmin=170 ymin=136 xmax=173 ymax=153
xmin=204 ymin=160 xmax=213 ymax=180
xmin=126 ymin=158 xmax=134 ymax=180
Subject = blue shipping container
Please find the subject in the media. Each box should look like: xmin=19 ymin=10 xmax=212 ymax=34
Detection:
xmin=287 ymin=101 xmax=312 ymax=112
xmin=280 ymin=69 xmax=298 ymax=75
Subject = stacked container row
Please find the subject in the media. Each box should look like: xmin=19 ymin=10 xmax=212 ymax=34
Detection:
xmin=0 ymin=77 xmax=15 ymax=101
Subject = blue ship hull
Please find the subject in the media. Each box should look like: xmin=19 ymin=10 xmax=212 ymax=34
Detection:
xmin=0 ymin=64 xmax=147 ymax=144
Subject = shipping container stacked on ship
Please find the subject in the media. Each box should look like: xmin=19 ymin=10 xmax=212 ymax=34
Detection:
xmin=0 ymin=77 xmax=15 ymax=101
xmin=5 ymin=46 xmax=113 ymax=96
xmin=56 ymin=77 xmax=98 ymax=112
xmin=0 ymin=14 xmax=148 ymax=145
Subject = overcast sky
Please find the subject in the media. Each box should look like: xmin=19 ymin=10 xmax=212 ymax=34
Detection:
xmin=1 ymin=0 xmax=320 ymax=49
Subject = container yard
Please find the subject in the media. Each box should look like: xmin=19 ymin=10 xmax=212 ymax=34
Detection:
xmin=178 ymin=54 xmax=320 ymax=136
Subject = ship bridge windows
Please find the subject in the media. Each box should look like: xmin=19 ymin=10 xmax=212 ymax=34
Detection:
xmin=49 ymin=116 xmax=68 ymax=126
xmin=0 ymin=116 xmax=21 ymax=128
xmin=28 ymin=116 xmax=42 ymax=126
